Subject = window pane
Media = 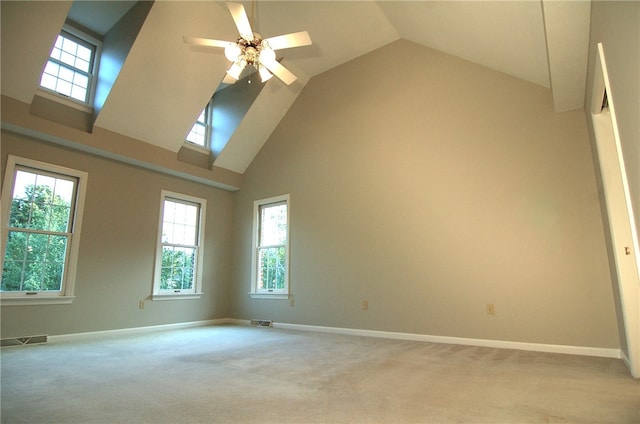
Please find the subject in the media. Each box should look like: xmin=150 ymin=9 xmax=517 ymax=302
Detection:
xmin=40 ymin=73 xmax=58 ymax=91
xmin=50 ymin=205 xmax=71 ymax=232
xmin=4 ymin=231 xmax=28 ymax=261
xmin=9 ymin=170 xmax=74 ymax=231
xmin=73 ymin=73 xmax=88 ymax=88
xmin=61 ymin=37 xmax=78 ymax=54
xmin=260 ymin=203 xmax=287 ymax=246
xmin=186 ymin=122 xmax=206 ymax=146
xmin=45 ymin=235 xmax=68 ymax=263
xmin=76 ymin=45 xmax=92 ymax=62
xmin=56 ymin=80 xmax=72 ymax=96
xmin=58 ymin=66 xmax=74 ymax=83
xmin=75 ymin=58 xmax=90 ymax=73
xmin=26 ymin=233 xmax=49 ymax=262
xmin=70 ymin=85 xmax=87 ymax=102
xmin=162 ymin=200 xmax=198 ymax=245
xmin=21 ymin=262 xmax=45 ymax=292
xmin=2 ymin=231 xmax=67 ymax=293
xmin=44 ymin=61 xmax=60 ymax=77
xmin=186 ymin=107 xmax=208 ymax=147
xmin=0 ymin=258 xmax=22 ymax=291
xmin=52 ymin=178 xmax=74 ymax=205
xmin=160 ymin=246 xmax=195 ymax=290
xmin=50 ymin=47 xmax=62 ymax=61
xmin=60 ymin=51 xmax=77 ymax=68
xmin=43 ymin=262 xmax=64 ymax=291
xmin=40 ymin=31 xmax=95 ymax=104
xmin=258 ymin=246 xmax=286 ymax=290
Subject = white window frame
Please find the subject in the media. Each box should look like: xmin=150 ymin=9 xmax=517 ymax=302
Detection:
xmin=38 ymin=23 xmax=102 ymax=112
xmin=184 ymin=99 xmax=213 ymax=152
xmin=152 ymin=190 xmax=206 ymax=301
xmin=250 ymin=194 xmax=290 ymax=299
xmin=0 ymin=155 xmax=88 ymax=306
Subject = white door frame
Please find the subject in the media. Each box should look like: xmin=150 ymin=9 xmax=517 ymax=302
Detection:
xmin=590 ymin=42 xmax=640 ymax=378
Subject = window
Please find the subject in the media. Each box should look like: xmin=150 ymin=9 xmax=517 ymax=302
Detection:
xmin=153 ymin=191 xmax=206 ymax=300
xmin=39 ymin=25 xmax=100 ymax=106
xmin=250 ymin=194 xmax=290 ymax=298
xmin=0 ymin=156 xmax=87 ymax=305
xmin=185 ymin=99 xmax=213 ymax=150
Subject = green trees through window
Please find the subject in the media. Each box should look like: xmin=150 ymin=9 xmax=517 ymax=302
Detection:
xmin=160 ymin=246 xmax=195 ymax=290
xmin=258 ymin=246 xmax=286 ymax=290
xmin=2 ymin=171 xmax=75 ymax=292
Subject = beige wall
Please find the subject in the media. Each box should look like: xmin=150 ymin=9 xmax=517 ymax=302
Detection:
xmin=1 ymin=131 xmax=233 ymax=338
xmin=231 ymin=39 xmax=620 ymax=348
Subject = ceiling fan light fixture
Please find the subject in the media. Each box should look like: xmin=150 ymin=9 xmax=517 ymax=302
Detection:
xmin=226 ymin=61 xmax=245 ymax=80
xmin=224 ymin=43 xmax=242 ymax=62
xmin=258 ymin=45 xmax=276 ymax=64
xmin=259 ymin=65 xmax=273 ymax=82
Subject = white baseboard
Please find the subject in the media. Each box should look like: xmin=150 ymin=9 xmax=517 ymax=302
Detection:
xmin=266 ymin=322 xmax=622 ymax=359
xmin=48 ymin=319 xmax=228 ymax=343
xmin=227 ymin=318 xmax=251 ymax=326
xmin=45 ymin=318 xmax=623 ymax=360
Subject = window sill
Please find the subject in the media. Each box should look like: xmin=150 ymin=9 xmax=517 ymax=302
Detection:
xmin=152 ymin=293 xmax=203 ymax=301
xmin=36 ymin=88 xmax=93 ymax=113
xmin=181 ymin=142 xmax=210 ymax=154
xmin=1 ymin=296 xmax=76 ymax=306
xmin=249 ymin=292 xmax=289 ymax=300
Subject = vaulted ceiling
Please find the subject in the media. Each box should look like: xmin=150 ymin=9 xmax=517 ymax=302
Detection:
xmin=1 ymin=1 xmax=591 ymax=177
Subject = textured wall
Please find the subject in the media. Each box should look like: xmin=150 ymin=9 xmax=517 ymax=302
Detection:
xmin=1 ymin=132 xmax=234 ymax=337
xmin=231 ymin=39 xmax=619 ymax=348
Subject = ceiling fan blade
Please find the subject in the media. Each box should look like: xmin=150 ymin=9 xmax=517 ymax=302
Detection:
xmin=264 ymin=31 xmax=312 ymax=50
xmin=183 ymin=36 xmax=230 ymax=48
xmin=261 ymin=58 xmax=297 ymax=85
xmin=227 ymin=2 xmax=254 ymax=41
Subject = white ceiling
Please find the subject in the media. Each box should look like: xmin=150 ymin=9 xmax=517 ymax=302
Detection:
xmin=1 ymin=1 xmax=591 ymax=175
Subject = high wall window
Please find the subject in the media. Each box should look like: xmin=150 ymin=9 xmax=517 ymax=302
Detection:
xmin=185 ymin=99 xmax=213 ymax=150
xmin=251 ymin=194 xmax=290 ymax=298
xmin=153 ymin=191 xmax=206 ymax=300
xmin=0 ymin=156 xmax=87 ymax=305
xmin=39 ymin=25 xmax=101 ymax=106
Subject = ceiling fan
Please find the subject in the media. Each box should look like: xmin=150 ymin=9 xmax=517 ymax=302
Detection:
xmin=184 ymin=2 xmax=312 ymax=85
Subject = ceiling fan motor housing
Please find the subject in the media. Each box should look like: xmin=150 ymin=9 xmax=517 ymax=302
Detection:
xmin=237 ymin=34 xmax=268 ymax=66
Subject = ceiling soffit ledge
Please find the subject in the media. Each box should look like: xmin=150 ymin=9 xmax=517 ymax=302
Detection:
xmin=541 ymin=0 xmax=592 ymax=112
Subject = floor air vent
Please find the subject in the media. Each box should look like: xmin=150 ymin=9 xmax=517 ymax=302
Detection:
xmin=250 ymin=320 xmax=273 ymax=327
xmin=1 ymin=335 xmax=48 ymax=347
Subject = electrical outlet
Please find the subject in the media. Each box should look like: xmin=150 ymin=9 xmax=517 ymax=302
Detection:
xmin=486 ymin=304 xmax=495 ymax=315
xmin=362 ymin=300 xmax=368 ymax=311
xmin=290 ymin=298 xmax=295 ymax=307
xmin=139 ymin=300 xmax=145 ymax=310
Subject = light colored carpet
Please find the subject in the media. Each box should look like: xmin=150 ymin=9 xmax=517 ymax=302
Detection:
xmin=1 ymin=325 xmax=638 ymax=423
